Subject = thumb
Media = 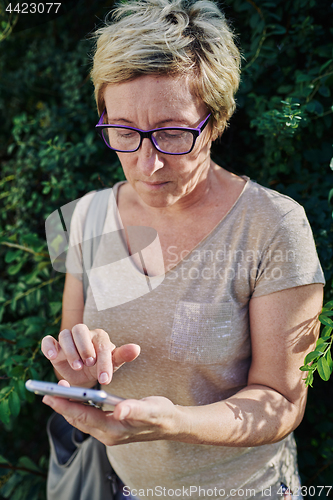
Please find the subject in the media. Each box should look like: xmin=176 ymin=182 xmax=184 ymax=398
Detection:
xmin=112 ymin=344 xmax=140 ymax=371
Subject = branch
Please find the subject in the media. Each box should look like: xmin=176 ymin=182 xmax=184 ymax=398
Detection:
xmin=0 ymin=12 xmax=19 ymax=43
xmin=0 ymin=463 xmax=47 ymax=479
xmin=312 ymin=68 xmax=333 ymax=83
xmin=243 ymin=28 xmax=267 ymax=71
xmin=245 ymin=0 xmax=264 ymax=18
xmin=0 ymin=338 xmax=16 ymax=345
xmin=3 ymin=274 xmax=63 ymax=307
xmin=305 ymin=459 xmax=333 ymax=486
xmin=0 ymin=241 xmax=49 ymax=258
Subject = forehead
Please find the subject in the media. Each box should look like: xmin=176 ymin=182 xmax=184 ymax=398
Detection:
xmin=103 ymin=74 xmax=205 ymax=119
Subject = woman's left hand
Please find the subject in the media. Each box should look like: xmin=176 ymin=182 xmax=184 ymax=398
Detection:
xmin=43 ymin=380 xmax=184 ymax=445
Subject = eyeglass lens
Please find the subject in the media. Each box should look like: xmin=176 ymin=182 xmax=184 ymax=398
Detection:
xmin=101 ymin=127 xmax=194 ymax=154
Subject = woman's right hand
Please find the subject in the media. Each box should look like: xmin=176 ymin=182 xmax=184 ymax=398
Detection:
xmin=41 ymin=324 xmax=140 ymax=387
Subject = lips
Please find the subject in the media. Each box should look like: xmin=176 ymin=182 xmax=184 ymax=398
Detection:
xmin=143 ymin=181 xmax=168 ymax=185
xmin=139 ymin=180 xmax=170 ymax=191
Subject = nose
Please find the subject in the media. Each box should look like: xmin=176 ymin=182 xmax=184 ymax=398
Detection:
xmin=137 ymin=138 xmax=164 ymax=176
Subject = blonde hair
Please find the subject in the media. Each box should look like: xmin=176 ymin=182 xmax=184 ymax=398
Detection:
xmin=91 ymin=0 xmax=241 ymax=139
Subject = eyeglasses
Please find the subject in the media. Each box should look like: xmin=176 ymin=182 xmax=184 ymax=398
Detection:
xmin=95 ymin=109 xmax=211 ymax=155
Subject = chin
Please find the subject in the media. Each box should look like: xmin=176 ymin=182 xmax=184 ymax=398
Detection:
xmin=134 ymin=181 xmax=178 ymax=206
xmin=140 ymin=193 xmax=175 ymax=208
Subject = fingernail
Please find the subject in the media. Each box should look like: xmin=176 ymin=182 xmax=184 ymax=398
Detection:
xmin=72 ymin=360 xmax=83 ymax=370
xmin=47 ymin=349 xmax=56 ymax=359
xmin=85 ymin=357 xmax=96 ymax=367
xmin=118 ymin=406 xmax=130 ymax=420
xmin=99 ymin=372 xmax=108 ymax=384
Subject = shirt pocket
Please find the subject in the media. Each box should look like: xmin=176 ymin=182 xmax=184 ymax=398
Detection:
xmin=168 ymin=301 xmax=233 ymax=364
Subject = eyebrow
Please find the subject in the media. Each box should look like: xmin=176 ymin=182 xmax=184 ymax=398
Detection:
xmin=108 ymin=118 xmax=133 ymax=125
xmin=106 ymin=116 xmax=192 ymax=128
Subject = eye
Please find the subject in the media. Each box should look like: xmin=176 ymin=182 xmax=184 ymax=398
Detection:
xmin=158 ymin=130 xmax=188 ymax=140
xmin=117 ymin=130 xmax=135 ymax=138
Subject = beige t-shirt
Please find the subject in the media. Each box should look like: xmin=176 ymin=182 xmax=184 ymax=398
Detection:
xmin=66 ymin=178 xmax=325 ymax=500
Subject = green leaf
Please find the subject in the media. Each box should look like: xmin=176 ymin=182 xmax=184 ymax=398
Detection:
xmin=319 ymin=315 xmax=333 ymax=327
xmin=323 ymin=300 xmax=333 ymax=309
xmin=29 ymin=367 xmax=40 ymax=380
xmin=10 ymin=297 xmax=17 ymax=313
xmin=7 ymin=260 xmax=24 ymax=275
xmin=269 ymin=25 xmax=287 ymax=35
xmin=306 ymin=100 xmax=324 ymax=115
xmin=42 ymin=185 xmax=51 ymax=194
xmin=325 ymin=349 xmax=333 ymax=371
xmin=0 ymin=398 xmax=11 ymax=425
xmin=24 ymin=316 xmax=46 ymax=326
xmin=321 ymin=326 xmax=332 ymax=339
xmin=317 ymin=357 xmax=332 ymax=381
xmin=304 ymin=351 xmax=319 ymax=364
xmin=49 ymin=301 xmax=62 ymax=316
xmin=10 ymin=366 xmax=25 ymax=377
xmin=37 ymin=261 xmax=49 ymax=271
xmin=9 ymin=391 xmax=21 ymax=418
xmin=26 ymin=390 xmax=35 ymax=404
xmin=296 ymin=73 xmax=313 ymax=83
xmin=320 ymin=58 xmax=333 ymax=72
xmin=305 ymin=371 xmax=314 ymax=387
xmin=26 ymin=485 xmax=42 ymax=500
xmin=0 ymin=329 xmax=16 ymax=341
xmin=0 ymin=306 xmax=4 ymax=323
xmin=316 ymin=337 xmax=329 ymax=347
xmin=25 ymin=271 xmax=42 ymax=285
xmin=21 ymin=233 xmax=43 ymax=250
xmin=11 ymin=483 xmax=28 ymax=500
xmin=319 ymin=310 xmax=333 ymax=316
xmin=18 ymin=456 xmax=41 ymax=473
xmin=0 ymin=454 xmax=10 ymax=464
xmin=16 ymin=338 xmax=36 ymax=348
xmin=318 ymin=85 xmax=330 ymax=97
xmin=0 ymin=473 xmax=23 ymax=498
xmin=4 ymin=250 xmax=22 ymax=263
xmin=7 ymin=354 xmax=26 ymax=363
xmin=14 ymin=379 xmax=26 ymax=400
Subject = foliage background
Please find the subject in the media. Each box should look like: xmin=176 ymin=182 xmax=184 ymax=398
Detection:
xmin=0 ymin=0 xmax=332 ymax=498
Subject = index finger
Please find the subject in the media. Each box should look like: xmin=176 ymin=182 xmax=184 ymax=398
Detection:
xmin=91 ymin=329 xmax=113 ymax=385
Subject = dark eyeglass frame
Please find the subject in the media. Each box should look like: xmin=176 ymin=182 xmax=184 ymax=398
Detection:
xmin=95 ymin=109 xmax=211 ymax=155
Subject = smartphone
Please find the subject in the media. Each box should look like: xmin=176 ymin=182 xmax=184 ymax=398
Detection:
xmin=25 ymin=380 xmax=124 ymax=408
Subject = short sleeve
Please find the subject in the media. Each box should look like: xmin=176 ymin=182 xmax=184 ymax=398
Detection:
xmin=65 ymin=191 xmax=96 ymax=281
xmin=252 ymin=205 xmax=325 ymax=298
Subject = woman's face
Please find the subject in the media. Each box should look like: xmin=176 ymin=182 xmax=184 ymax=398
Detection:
xmin=103 ymin=75 xmax=212 ymax=209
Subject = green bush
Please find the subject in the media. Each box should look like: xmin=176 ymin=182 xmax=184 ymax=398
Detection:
xmin=0 ymin=0 xmax=332 ymax=498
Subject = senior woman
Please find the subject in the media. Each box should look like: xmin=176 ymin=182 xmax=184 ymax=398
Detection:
xmin=41 ymin=0 xmax=325 ymax=499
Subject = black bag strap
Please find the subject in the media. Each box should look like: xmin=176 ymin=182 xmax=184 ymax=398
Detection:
xmin=82 ymin=188 xmax=112 ymax=303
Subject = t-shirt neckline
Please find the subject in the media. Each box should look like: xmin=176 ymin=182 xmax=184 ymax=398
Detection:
xmin=110 ymin=176 xmax=251 ymax=278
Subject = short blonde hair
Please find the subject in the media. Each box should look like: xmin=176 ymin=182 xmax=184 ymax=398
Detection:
xmin=91 ymin=0 xmax=241 ymax=139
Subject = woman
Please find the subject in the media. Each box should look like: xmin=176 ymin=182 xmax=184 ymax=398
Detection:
xmin=41 ymin=0 xmax=325 ymax=498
